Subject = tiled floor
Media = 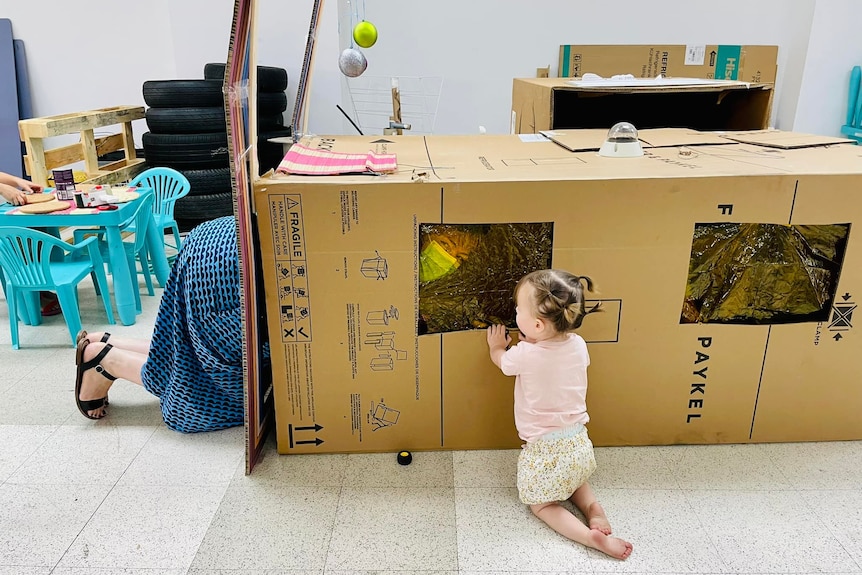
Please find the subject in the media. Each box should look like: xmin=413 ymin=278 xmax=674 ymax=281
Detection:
xmin=0 ymin=284 xmax=861 ymax=574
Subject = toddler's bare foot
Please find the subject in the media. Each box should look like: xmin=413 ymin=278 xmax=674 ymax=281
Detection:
xmin=587 ymin=501 xmax=612 ymax=535
xmin=587 ymin=529 xmax=633 ymax=560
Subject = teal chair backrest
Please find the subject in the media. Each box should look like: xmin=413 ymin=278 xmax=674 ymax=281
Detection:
xmin=124 ymin=193 xmax=156 ymax=252
xmin=0 ymin=227 xmax=67 ymax=289
xmin=129 ymin=167 xmax=190 ymax=218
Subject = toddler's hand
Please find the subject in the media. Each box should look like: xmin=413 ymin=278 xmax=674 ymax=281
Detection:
xmin=486 ymin=324 xmax=511 ymax=351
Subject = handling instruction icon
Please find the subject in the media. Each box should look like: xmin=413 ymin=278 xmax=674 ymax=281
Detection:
xmin=367 ymin=305 xmax=399 ymax=326
xmin=361 ymin=250 xmax=388 ymax=280
xmin=371 ymin=402 xmax=400 ymax=431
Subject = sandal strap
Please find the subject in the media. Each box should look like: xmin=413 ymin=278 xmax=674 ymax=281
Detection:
xmin=78 ymin=397 xmax=107 ymax=411
xmin=81 ymin=343 xmax=117 ymax=381
xmin=100 ymin=332 xmax=111 ymax=343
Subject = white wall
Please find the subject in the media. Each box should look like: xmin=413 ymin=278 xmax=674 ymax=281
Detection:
xmin=792 ymin=0 xmax=862 ymax=135
xmin=332 ymin=0 xmax=818 ymax=134
xmin=2 ymin=0 xmax=857 ymax=142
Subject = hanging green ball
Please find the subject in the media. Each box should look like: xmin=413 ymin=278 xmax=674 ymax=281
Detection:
xmin=353 ymin=20 xmax=378 ymax=48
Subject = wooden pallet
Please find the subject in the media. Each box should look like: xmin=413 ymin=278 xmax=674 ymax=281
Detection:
xmin=18 ymin=105 xmax=146 ymax=187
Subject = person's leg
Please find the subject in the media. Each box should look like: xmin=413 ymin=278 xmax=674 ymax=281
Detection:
xmin=530 ymin=502 xmax=632 ymax=560
xmin=78 ymin=341 xmax=148 ymax=418
xmin=569 ymin=482 xmax=612 ymax=535
xmin=80 ymin=332 xmax=151 ymax=354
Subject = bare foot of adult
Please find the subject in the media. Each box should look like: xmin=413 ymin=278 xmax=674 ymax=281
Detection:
xmin=76 ymin=342 xmax=116 ymax=419
xmin=587 ymin=529 xmax=633 ymax=560
xmin=586 ymin=501 xmax=612 ymax=534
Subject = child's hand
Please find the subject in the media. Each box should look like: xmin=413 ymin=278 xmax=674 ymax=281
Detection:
xmin=486 ymin=324 xmax=511 ymax=351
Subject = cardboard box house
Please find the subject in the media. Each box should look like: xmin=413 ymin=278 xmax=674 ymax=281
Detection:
xmin=253 ymin=129 xmax=861 ymax=455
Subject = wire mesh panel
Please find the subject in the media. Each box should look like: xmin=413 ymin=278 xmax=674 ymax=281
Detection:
xmin=346 ymin=75 xmax=443 ymax=136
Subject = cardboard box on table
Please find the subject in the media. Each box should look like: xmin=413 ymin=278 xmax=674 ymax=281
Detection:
xmin=253 ymin=130 xmax=861 ymax=455
xmin=511 ymin=77 xmax=774 ymax=133
xmin=558 ymin=44 xmax=779 ymax=83
xmin=513 ymin=45 xmax=779 ymax=134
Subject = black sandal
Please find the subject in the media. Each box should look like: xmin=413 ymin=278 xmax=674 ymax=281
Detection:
xmin=74 ymin=340 xmax=117 ymax=420
xmin=75 ymin=330 xmax=111 ymax=347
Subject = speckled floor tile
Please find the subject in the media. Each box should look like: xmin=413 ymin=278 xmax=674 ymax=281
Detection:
xmin=591 ymin=445 xmax=680 ymax=489
xmin=454 ymin=487 xmax=592 ymax=572
xmin=51 ymin=569 xmax=188 ymax=575
xmin=800 ymin=489 xmax=862 ymax=568
xmin=236 ymin=438 xmax=348 ymax=487
xmin=5 ymin=424 xmax=155 ymax=485
xmin=190 ymin=483 xmax=339 ymax=571
xmin=589 ymin=488 xmax=727 ymax=573
xmin=327 ymin=571 xmax=457 ymax=575
xmin=762 ymin=441 xmax=862 ymax=489
xmin=325 ymin=487 xmax=457 ymax=571
xmin=453 ymin=449 xmax=518 ymax=487
xmin=342 ymin=450 xmax=454 ymax=487
xmin=117 ymin=425 xmax=244 ymax=487
xmin=188 ymin=570 xmax=323 ymax=575
xmin=684 ymin=489 xmax=859 ymax=573
xmin=0 ymin=568 xmax=51 ymax=575
xmin=658 ymin=443 xmax=792 ymax=490
xmin=0 ymin=482 xmax=108 ymax=566
xmin=0 ymin=424 xmax=56 ymax=483
xmin=56 ymin=484 xmax=226 ymax=570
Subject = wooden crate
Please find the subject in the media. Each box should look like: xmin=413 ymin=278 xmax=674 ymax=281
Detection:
xmin=18 ymin=105 xmax=147 ymax=187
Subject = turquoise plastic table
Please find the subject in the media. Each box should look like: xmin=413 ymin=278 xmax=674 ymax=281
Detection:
xmin=0 ymin=188 xmax=170 ymax=326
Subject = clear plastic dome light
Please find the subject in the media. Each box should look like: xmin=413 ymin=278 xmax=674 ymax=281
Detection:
xmin=598 ymin=121 xmax=644 ymax=158
xmin=606 ymin=122 xmax=639 ymax=143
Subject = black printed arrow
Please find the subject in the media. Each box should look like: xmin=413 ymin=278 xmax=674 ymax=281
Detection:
xmin=295 ymin=424 xmax=323 ymax=432
xmin=834 ymin=333 xmax=843 ymax=341
xmin=371 ymin=138 xmax=394 ymax=144
xmin=709 ymin=51 xmax=717 ymax=66
xmin=296 ymin=437 xmax=324 ymax=446
xmin=842 ymin=293 xmax=852 ymax=301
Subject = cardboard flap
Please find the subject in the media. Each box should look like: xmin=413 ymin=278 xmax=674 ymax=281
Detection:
xmin=540 ymin=129 xmax=612 ymax=152
xmin=542 ymin=128 xmax=733 ymax=152
xmin=721 ymin=130 xmax=856 ymax=149
xmin=637 ymin=128 xmax=734 ymax=148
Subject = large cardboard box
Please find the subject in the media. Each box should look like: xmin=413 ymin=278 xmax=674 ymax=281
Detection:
xmin=511 ymin=78 xmax=773 ymax=133
xmin=254 ymin=130 xmax=861 ymax=455
xmin=559 ymin=44 xmax=779 ymax=83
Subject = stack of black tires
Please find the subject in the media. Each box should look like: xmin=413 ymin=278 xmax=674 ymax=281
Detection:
xmin=141 ymin=63 xmax=292 ymax=232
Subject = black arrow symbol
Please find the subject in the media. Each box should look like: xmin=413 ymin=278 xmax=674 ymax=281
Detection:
xmin=296 ymin=438 xmax=324 ymax=446
xmin=842 ymin=293 xmax=852 ymax=301
xmin=709 ymin=51 xmax=717 ymax=66
xmin=371 ymin=138 xmax=394 ymax=144
xmin=834 ymin=333 xmax=843 ymax=341
xmin=296 ymin=424 xmax=323 ymax=432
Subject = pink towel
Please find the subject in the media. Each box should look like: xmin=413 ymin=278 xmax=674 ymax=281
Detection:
xmin=276 ymin=143 xmax=397 ymax=175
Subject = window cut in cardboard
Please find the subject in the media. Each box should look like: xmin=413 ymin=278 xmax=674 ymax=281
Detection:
xmin=418 ymin=222 xmax=554 ymax=335
xmin=681 ymin=223 xmax=851 ymax=325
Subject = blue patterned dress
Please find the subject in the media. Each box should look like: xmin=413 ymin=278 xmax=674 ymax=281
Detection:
xmin=141 ymin=216 xmax=246 ymax=432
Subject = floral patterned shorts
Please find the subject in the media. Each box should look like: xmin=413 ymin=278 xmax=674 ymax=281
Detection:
xmin=516 ymin=424 xmax=597 ymax=505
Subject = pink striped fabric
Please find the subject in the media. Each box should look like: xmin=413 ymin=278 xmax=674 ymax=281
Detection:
xmin=276 ymin=143 xmax=397 ymax=175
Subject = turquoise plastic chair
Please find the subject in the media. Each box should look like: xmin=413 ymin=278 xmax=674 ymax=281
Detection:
xmin=120 ymin=194 xmax=156 ymax=313
xmin=126 ymin=167 xmax=190 ymax=256
xmin=0 ymin=227 xmax=115 ymax=348
xmin=74 ymin=167 xmax=190 ymax=258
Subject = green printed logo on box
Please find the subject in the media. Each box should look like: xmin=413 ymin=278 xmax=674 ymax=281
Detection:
xmin=561 ymin=45 xmax=571 ymax=77
xmin=714 ymin=45 xmax=742 ymax=80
